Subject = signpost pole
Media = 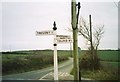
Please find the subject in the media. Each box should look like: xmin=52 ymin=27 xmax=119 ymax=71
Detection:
xmin=53 ymin=21 xmax=58 ymax=80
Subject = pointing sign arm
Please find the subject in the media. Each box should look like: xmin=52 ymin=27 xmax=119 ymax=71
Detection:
xmin=36 ymin=30 xmax=54 ymax=36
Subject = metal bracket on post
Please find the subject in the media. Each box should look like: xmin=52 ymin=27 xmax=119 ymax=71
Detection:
xmin=76 ymin=2 xmax=81 ymax=26
xmin=72 ymin=2 xmax=81 ymax=30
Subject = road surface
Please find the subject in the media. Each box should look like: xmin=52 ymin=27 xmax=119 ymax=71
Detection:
xmin=2 ymin=58 xmax=73 ymax=80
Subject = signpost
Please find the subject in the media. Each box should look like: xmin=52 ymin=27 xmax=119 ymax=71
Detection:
xmin=36 ymin=22 xmax=73 ymax=80
xmin=53 ymin=21 xmax=58 ymax=80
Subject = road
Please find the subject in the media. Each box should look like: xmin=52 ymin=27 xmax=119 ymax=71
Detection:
xmin=2 ymin=58 xmax=73 ymax=80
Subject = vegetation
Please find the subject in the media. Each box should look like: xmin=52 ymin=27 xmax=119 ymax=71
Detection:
xmin=78 ymin=50 xmax=119 ymax=80
xmin=100 ymin=61 xmax=119 ymax=71
xmin=2 ymin=50 xmax=70 ymax=75
xmin=80 ymin=69 xmax=118 ymax=80
xmin=2 ymin=49 xmax=119 ymax=80
xmin=80 ymin=50 xmax=119 ymax=62
xmin=79 ymin=50 xmax=100 ymax=70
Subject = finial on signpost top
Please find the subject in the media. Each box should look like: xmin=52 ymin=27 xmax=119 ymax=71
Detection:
xmin=53 ymin=21 xmax=57 ymax=30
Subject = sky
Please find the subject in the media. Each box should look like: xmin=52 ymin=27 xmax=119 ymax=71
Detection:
xmin=1 ymin=0 xmax=119 ymax=51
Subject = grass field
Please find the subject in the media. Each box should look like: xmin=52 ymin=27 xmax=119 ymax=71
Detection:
xmin=97 ymin=50 xmax=119 ymax=62
xmin=2 ymin=50 xmax=71 ymax=75
xmin=100 ymin=61 xmax=119 ymax=70
xmin=97 ymin=50 xmax=119 ymax=71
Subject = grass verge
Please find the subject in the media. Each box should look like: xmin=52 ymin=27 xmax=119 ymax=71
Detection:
xmin=80 ymin=69 xmax=118 ymax=80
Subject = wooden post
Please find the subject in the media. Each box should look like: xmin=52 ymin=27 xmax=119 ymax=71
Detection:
xmin=71 ymin=0 xmax=79 ymax=80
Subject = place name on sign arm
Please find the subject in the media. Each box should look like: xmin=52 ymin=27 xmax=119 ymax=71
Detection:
xmin=36 ymin=30 xmax=54 ymax=36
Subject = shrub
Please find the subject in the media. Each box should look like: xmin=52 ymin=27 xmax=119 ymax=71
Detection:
xmin=79 ymin=50 xmax=100 ymax=70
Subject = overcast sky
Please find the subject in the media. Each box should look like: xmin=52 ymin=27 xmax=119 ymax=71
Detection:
xmin=1 ymin=0 xmax=119 ymax=51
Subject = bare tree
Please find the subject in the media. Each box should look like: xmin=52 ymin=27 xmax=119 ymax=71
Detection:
xmin=79 ymin=16 xmax=104 ymax=70
xmin=79 ymin=16 xmax=104 ymax=52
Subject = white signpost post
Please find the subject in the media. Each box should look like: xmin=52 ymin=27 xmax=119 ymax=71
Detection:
xmin=53 ymin=22 xmax=58 ymax=80
xmin=36 ymin=22 xmax=73 ymax=80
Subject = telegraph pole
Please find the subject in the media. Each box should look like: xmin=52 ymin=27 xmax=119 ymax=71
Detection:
xmin=89 ymin=15 xmax=94 ymax=71
xmin=71 ymin=0 xmax=81 ymax=80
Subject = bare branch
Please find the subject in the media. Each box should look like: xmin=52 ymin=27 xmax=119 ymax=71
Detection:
xmin=78 ymin=17 xmax=90 ymax=41
xmin=78 ymin=16 xmax=104 ymax=50
xmin=93 ymin=25 xmax=104 ymax=50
